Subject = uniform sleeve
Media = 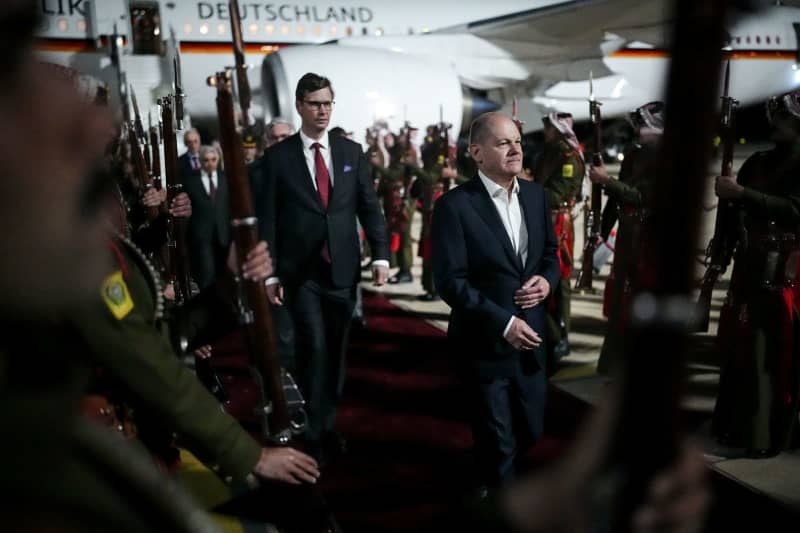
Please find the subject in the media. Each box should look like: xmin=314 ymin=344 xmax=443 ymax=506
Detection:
xmin=72 ymin=297 xmax=262 ymax=481
xmin=356 ymin=148 xmax=390 ymax=262
xmin=544 ymin=153 xmax=583 ymax=208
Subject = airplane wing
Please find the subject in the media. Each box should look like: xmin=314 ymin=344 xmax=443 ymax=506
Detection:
xmin=436 ymin=0 xmax=673 ymax=84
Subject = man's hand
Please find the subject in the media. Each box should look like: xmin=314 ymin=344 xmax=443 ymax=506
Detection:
xmin=504 ymin=317 xmax=542 ymax=351
xmin=163 ymin=282 xmax=175 ymax=301
xmin=142 ymin=187 xmax=166 ymax=208
xmin=632 ymin=441 xmax=710 ymax=533
xmin=169 ymin=192 xmax=192 ymax=218
xmin=514 ymin=275 xmax=550 ymax=310
xmin=714 ymin=174 xmax=743 ymax=200
xmin=372 ymin=264 xmax=389 ymax=286
xmin=588 ymin=164 xmax=611 ymax=185
xmin=266 ymin=283 xmax=284 ymax=306
xmin=226 ymin=241 xmax=273 ymax=282
xmin=252 ymin=447 xmax=320 ymax=485
xmin=194 ymin=345 xmax=212 ymax=359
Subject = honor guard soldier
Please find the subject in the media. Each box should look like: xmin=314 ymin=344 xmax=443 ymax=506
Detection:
xmin=712 ymin=90 xmax=800 ymax=458
xmin=534 ymin=112 xmax=585 ymax=361
xmin=589 ymin=102 xmax=664 ymax=376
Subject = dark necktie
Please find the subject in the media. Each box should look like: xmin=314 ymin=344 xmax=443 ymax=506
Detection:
xmin=191 ymin=154 xmax=200 ymax=170
xmin=207 ymin=173 xmax=216 ymax=202
xmin=311 ymin=142 xmax=332 ymax=262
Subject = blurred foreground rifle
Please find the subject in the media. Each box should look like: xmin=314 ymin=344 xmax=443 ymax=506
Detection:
xmin=575 ymin=74 xmax=602 ymax=292
xmin=437 ymin=104 xmax=455 ymax=191
xmin=229 ymin=0 xmax=252 ymax=126
xmin=694 ymin=60 xmax=738 ymax=332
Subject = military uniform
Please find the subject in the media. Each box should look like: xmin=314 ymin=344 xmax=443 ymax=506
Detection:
xmin=712 ymin=147 xmax=800 ymax=453
xmin=73 ymin=235 xmax=262 ymax=479
xmin=534 ymin=139 xmax=585 ymax=358
xmin=378 ymin=157 xmax=416 ymax=281
xmin=595 ymin=143 xmax=659 ymax=375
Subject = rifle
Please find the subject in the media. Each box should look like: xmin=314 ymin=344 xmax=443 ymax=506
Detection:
xmin=229 ymin=0 xmax=252 ymax=126
xmin=160 ymin=93 xmax=193 ymax=306
xmin=694 ymin=59 xmax=738 ymax=332
xmin=148 ymin=113 xmax=163 ymax=195
xmin=437 ymin=104 xmax=455 ymax=191
xmin=511 ymin=96 xmax=525 ymax=134
xmin=128 ymin=87 xmax=160 ymax=222
xmin=574 ymin=73 xmax=602 ymax=292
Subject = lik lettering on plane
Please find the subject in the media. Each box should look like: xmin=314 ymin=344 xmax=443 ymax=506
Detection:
xmin=40 ymin=0 xmax=86 ymax=17
xmin=197 ymin=2 xmax=374 ymax=24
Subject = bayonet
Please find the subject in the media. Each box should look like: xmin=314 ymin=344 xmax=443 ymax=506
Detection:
xmin=174 ymin=54 xmax=185 ymax=130
xmin=229 ymin=0 xmax=252 ymax=125
xmin=130 ymin=85 xmax=145 ymax=140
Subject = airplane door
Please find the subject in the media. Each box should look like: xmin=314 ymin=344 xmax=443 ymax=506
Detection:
xmin=131 ymin=2 xmax=163 ymax=55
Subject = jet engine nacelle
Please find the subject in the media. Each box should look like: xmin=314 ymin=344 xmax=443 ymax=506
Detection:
xmin=261 ymin=45 xmax=494 ymax=145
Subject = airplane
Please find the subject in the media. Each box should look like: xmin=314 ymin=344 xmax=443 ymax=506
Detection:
xmin=34 ymin=0 xmax=800 ymax=146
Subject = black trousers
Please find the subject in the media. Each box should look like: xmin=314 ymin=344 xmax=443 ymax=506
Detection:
xmin=285 ymin=263 xmax=355 ymax=448
xmin=468 ymin=364 xmax=546 ymax=487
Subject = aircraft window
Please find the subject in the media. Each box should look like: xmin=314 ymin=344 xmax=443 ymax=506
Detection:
xmin=777 ymin=35 xmax=781 ymax=44
xmin=217 ymin=23 xmax=226 ymax=35
xmin=329 ymin=26 xmax=337 ymax=36
xmin=77 ymin=19 xmax=86 ymax=32
xmin=265 ymin=24 xmax=275 ymax=35
xmin=362 ymin=27 xmax=368 ymax=36
xmin=184 ymin=23 xmax=192 ymax=35
xmin=746 ymin=36 xmax=751 ymax=44
xmin=57 ymin=18 xmax=68 ymax=32
xmin=297 ymin=25 xmax=305 ymax=35
xmin=766 ymin=36 xmax=771 ymax=44
xmin=131 ymin=5 xmax=162 ymax=55
xmin=756 ymin=35 xmax=761 ymax=44
xmin=346 ymin=26 xmax=353 ymax=37
xmin=312 ymin=25 xmax=321 ymax=36
xmin=735 ymin=36 xmax=741 ymax=44
xmin=199 ymin=24 xmax=209 ymax=35
xmin=281 ymin=25 xmax=289 ymax=36
xmin=375 ymin=27 xmax=384 ymax=36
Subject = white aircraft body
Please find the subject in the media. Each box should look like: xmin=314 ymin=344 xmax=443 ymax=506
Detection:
xmin=34 ymin=0 xmax=800 ymax=143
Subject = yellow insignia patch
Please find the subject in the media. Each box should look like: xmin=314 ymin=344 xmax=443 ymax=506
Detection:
xmin=562 ymin=164 xmax=574 ymax=178
xmin=101 ymin=271 xmax=134 ymax=320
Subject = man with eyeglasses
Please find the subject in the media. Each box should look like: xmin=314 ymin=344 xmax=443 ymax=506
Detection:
xmin=256 ymin=72 xmax=389 ymax=464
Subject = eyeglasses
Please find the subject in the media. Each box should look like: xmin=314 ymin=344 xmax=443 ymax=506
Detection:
xmin=303 ymin=100 xmax=334 ymax=111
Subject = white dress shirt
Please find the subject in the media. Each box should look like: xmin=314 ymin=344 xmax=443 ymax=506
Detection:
xmin=201 ymin=170 xmax=218 ymax=197
xmin=478 ymin=170 xmax=529 ymax=337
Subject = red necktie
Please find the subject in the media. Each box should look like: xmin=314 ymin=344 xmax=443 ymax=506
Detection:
xmin=312 ymin=142 xmax=332 ymax=262
xmin=312 ymin=142 xmax=331 ymax=208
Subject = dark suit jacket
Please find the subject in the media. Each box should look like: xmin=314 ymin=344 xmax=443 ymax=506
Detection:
xmin=256 ymin=132 xmax=389 ymax=289
xmin=178 ymin=152 xmax=202 ymax=184
xmin=183 ymin=171 xmax=230 ymax=287
xmin=432 ymin=176 xmax=560 ymax=378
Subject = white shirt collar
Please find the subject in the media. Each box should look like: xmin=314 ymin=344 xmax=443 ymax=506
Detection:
xmin=478 ymin=170 xmax=519 ymax=199
xmin=300 ymin=129 xmax=328 ymax=151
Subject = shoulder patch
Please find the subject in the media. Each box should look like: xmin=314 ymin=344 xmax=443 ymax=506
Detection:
xmin=101 ymin=271 xmax=134 ymax=320
xmin=562 ymin=164 xmax=574 ymax=178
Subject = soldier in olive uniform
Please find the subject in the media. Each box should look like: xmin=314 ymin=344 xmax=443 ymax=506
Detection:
xmin=379 ymin=137 xmax=417 ymax=283
xmin=589 ymin=102 xmax=664 ymax=376
xmin=712 ymin=91 xmax=800 ymax=457
xmin=534 ymin=112 xmax=585 ymax=361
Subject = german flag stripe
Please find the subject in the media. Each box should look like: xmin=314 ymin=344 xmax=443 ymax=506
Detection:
xmin=34 ymin=37 xmax=283 ymax=55
xmin=610 ymin=48 xmax=796 ymax=60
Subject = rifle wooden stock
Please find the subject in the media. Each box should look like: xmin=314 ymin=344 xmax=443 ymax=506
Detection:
xmin=161 ymin=97 xmax=193 ymax=305
xmin=211 ymin=71 xmax=291 ymax=442
xmin=127 ymin=126 xmax=161 ymax=222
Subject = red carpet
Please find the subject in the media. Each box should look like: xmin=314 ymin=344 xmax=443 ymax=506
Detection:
xmin=210 ymin=291 xmax=591 ymax=532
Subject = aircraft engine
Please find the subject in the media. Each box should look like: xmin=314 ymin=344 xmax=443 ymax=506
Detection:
xmin=261 ymin=44 xmax=497 ymax=145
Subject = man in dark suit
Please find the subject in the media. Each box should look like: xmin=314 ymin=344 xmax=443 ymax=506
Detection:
xmin=178 ymin=128 xmax=203 ymax=183
xmin=184 ymin=145 xmax=229 ymax=289
xmin=258 ymin=73 xmax=390 ymax=461
xmin=432 ymin=112 xmax=560 ymax=489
